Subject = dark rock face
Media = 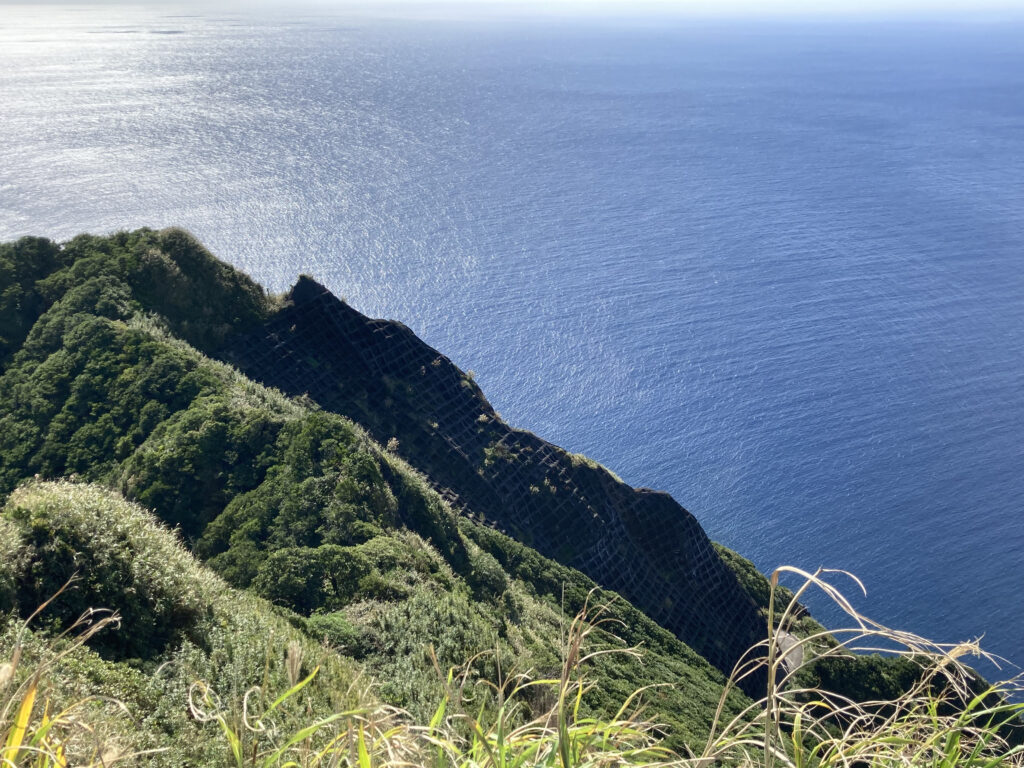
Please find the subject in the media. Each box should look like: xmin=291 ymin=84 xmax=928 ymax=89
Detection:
xmin=227 ymin=277 xmax=766 ymax=685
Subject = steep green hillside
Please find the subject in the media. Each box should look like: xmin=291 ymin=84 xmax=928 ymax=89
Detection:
xmin=0 ymin=229 xmax=753 ymax=753
xmin=3 ymin=228 xmax=1018 ymax=768
xmin=225 ymin=275 xmax=765 ymax=678
xmin=0 ymin=481 xmax=365 ymax=767
xmin=4 ymin=227 xmax=767 ymax=681
xmin=0 ymin=227 xmax=765 ymax=682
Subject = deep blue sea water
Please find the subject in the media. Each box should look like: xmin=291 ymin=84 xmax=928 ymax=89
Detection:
xmin=2 ymin=5 xmax=1023 ymax=674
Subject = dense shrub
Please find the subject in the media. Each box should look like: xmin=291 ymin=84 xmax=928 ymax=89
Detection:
xmin=0 ymin=482 xmax=366 ymax=767
xmin=0 ymin=236 xmax=70 ymax=363
xmin=251 ymin=544 xmax=371 ymax=613
xmin=0 ymin=517 xmax=24 ymax=613
xmin=3 ymin=482 xmax=210 ymax=661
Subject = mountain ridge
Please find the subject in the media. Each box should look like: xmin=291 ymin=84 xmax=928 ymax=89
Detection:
xmin=0 ymin=227 xmax=769 ymax=759
xmin=4 ymin=227 xmax=973 ymax=768
xmin=224 ymin=271 xmax=765 ymax=681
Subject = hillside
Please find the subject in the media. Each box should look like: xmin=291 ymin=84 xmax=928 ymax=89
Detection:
xmin=0 ymin=228 xmax=765 ymax=761
xmin=1 ymin=481 xmax=365 ymax=766
xmin=2 ymin=228 xmax=1017 ymax=768
xmin=0 ymin=227 xmax=764 ymax=675
xmin=225 ymin=273 xmax=765 ymax=678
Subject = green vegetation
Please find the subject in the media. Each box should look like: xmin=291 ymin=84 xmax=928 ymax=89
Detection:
xmin=712 ymin=544 xmax=958 ymax=713
xmin=0 ymin=230 xmax=745 ymax=756
xmin=4 ymin=556 xmax=1022 ymax=767
xmin=714 ymin=544 xmax=825 ymax=636
xmin=1 ymin=482 xmax=363 ymax=767
xmin=2 ymin=229 xmax=1019 ymax=766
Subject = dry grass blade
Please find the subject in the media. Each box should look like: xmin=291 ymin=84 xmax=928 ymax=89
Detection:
xmin=0 ymin=587 xmax=156 ymax=768
xmin=697 ymin=566 xmax=1024 ymax=768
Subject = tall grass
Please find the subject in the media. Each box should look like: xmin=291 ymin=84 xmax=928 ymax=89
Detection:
xmin=186 ymin=592 xmax=670 ymax=768
xmin=701 ymin=566 xmax=1024 ymax=768
xmin=0 ymin=581 xmax=153 ymax=767
xmin=4 ymin=568 xmax=1023 ymax=767
xmin=187 ymin=572 xmax=1024 ymax=768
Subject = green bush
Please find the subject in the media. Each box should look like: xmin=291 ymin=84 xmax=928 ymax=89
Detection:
xmin=3 ymin=481 xmax=210 ymax=661
xmin=252 ymin=545 xmax=371 ymax=613
xmin=0 ymin=236 xmax=69 ymax=363
xmin=0 ymin=481 xmax=367 ymax=767
xmin=465 ymin=545 xmax=509 ymax=599
xmin=306 ymin=611 xmax=372 ymax=657
xmin=0 ymin=516 xmax=25 ymax=613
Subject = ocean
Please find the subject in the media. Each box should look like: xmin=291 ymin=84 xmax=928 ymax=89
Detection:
xmin=2 ymin=4 xmax=1022 ymax=674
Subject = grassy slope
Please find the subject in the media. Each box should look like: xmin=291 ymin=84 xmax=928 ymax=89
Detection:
xmin=0 ymin=229 xmax=749 ymax=754
xmin=0 ymin=481 xmax=364 ymax=767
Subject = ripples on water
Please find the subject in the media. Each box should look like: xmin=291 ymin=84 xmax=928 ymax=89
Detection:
xmin=2 ymin=5 xmax=1023 ymax=671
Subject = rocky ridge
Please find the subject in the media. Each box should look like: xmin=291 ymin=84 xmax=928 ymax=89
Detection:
xmin=225 ymin=274 xmax=765 ymax=681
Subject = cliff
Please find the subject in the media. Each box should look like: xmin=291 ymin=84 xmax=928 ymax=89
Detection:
xmin=226 ymin=274 xmax=765 ymax=680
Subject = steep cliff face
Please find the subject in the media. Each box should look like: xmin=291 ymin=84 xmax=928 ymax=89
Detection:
xmin=226 ymin=275 xmax=765 ymax=681
xmin=0 ymin=228 xmax=767 ymax=691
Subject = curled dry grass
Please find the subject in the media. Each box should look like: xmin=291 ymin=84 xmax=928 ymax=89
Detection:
xmin=702 ymin=566 xmax=1024 ymax=768
xmin=188 ymin=591 xmax=669 ymax=768
xmin=5 ymin=568 xmax=1024 ymax=767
